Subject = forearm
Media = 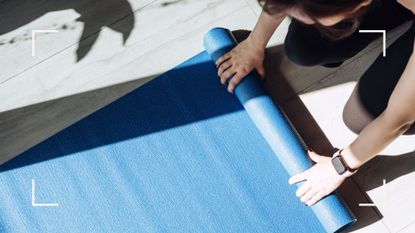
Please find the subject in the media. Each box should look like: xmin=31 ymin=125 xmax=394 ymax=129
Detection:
xmin=342 ymin=51 xmax=415 ymax=169
xmin=342 ymin=112 xmax=412 ymax=169
xmin=247 ymin=10 xmax=286 ymax=49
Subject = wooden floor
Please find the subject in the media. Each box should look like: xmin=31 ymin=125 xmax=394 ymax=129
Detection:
xmin=1 ymin=0 xmax=415 ymax=232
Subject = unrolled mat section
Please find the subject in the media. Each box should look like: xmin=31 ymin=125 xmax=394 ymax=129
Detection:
xmin=0 ymin=28 xmax=354 ymax=233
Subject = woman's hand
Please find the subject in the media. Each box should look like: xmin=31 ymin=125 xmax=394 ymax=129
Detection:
xmin=288 ymin=150 xmax=346 ymax=206
xmin=215 ymin=36 xmax=266 ymax=93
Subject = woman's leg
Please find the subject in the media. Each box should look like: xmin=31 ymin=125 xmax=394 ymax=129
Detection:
xmin=284 ymin=0 xmax=413 ymax=67
xmin=343 ymin=20 xmax=415 ymax=135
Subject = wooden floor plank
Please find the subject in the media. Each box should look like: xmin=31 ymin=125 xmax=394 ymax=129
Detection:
xmin=398 ymin=221 xmax=415 ymax=233
xmin=353 ymin=151 xmax=415 ymax=233
xmin=0 ymin=0 xmax=155 ymax=84
xmin=1 ymin=2 xmax=414 ymax=232
xmin=261 ymin=47 xmax=390 ymax=233
xmin=244 ymin=0 xmax=261 ymax=16
xmin=294 ymin=64 xmax=415 ymax=233
xmin=0 ymin=3 xmax=258 ymax=163
xmin=0 ymin=0 xmax=252 ymax=113
xmin=287 ymin=20 xmax=415 ymax=232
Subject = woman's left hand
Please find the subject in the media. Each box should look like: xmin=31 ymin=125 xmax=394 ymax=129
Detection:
xmin=288 ymin=150 xmax=346 ymax=206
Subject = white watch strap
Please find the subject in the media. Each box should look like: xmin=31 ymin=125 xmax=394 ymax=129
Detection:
xmin=332 ymin=149 xmax=357 ymax=177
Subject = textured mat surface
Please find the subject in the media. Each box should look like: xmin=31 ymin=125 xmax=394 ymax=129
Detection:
xmin=0 ymin=28 xmax=354 ymax=233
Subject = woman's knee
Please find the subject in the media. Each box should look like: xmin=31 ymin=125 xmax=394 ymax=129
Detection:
xmin=342 ymin=82 xmax=378 ymax=135
xmin=342 ymin=94 xmax=369 ymax=135
xmin=342 ymin=83 xmax=415 ymax=135
xmin=343 ymin=97 xmax=415 ymax=135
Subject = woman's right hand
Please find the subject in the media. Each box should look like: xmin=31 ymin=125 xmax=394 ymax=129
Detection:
xmin=215 ymin=36 xmax=266 ymax=93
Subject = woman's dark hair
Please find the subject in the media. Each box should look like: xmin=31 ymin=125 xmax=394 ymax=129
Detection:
xmin=258 ymin=0 xmax=375 ymax=40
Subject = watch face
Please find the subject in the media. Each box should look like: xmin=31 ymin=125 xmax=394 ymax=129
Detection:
xmin=331 ymin=156 xmax=347 ymax=175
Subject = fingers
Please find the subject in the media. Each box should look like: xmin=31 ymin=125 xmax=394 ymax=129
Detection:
xmin=295 ymin=181 xmax=326 ymax=206
xmin=220 ymin=69 xmax=236 ymax=85
xmin=308 ymin=150 xmax=322 ymax=163
xmin=217 ymin=63 xmax=249 ymax=92
xmin=215 ymin=53 xmax=231 ymax=68
xmin=216 ymin=50 xmax=263 ymax=93
xmin=295 ymin=183 xmax=311 ymax=197
xmin=300 ymin=188 xmax=318 ymax=203
xmin=289 ymin=150 xmax=334 ymax=206
xmin=228 ymin=75 xmax=242 ymax=93
xmin=306 ymin=191 xmax=325 ymax=206
xmin=289 ymin=171 xmax=307 ymax=185
xmin=218 ymin=60 xmax=232 ymax=78
xmin=257 ymin=65 xmax=266 ymax=80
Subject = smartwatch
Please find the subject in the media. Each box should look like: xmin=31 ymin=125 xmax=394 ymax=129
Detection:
xmin=331 ymin=149 xmax=358 ymax=177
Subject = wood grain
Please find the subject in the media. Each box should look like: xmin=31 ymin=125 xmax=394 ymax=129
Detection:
xmin=0 ymin=0 xmax=253 ymax=113
xmin=1 ymin=1 xmax=414 ymax=232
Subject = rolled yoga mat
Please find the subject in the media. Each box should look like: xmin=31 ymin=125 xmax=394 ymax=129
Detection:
xmin=204 ymin=28 xmax=356 ymax=233
xmin=0 ymin=28 xmax=355 ymax=233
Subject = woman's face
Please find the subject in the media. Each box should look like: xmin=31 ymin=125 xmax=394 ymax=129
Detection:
xmin=286 ymin=0 xmax=372 ymax=26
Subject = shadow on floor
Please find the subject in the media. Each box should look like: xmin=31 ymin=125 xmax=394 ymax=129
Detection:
xmin=0 ymin=0 xmax=135 ymax=61
xmin=0 ymin=75 xmax=154 ymax=165
xmin=235 ymin=30 xmax=415 ymax=232
xmin=356 ymin=151 xmax=415 ymax=191
xmin=0 ymin=55 xmax=249 ymax=169
xmin=251 ymin=35 xmax=385 ymax=233
xmin=1 ymin=29 xmax=414 ymax=232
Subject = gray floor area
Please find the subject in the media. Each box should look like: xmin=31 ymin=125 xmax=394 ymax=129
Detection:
xmin=0 ymin=0 xmax=414 ymax=232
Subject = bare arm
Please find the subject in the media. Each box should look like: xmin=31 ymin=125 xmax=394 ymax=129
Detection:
xmin=289 ymin=36 xmax=415 ymax=206
xmin=289 ymin=0 xmax=415 ymax=204
xmin=342 ymin=40 xmax=415 ymax=169
xmin=247 ymin=10 xmax=286 ymax=49
xmin=342 ymin=0 xmax=415 ymax=168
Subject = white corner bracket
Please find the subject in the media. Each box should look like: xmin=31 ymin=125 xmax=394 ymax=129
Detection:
xmin=31 ymin=179 xmax=59 ymax=207
xmin=358 ymin=30 xmax=386 ymax=57
xmin=31 ymin=29 xmax=59 ymax=57
xmin=358 ymin=179 xmax=386 ymax=207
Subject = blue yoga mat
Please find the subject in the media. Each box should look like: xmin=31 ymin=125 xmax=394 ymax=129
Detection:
xmin=0 ymin=28 xmax=355 ymax=233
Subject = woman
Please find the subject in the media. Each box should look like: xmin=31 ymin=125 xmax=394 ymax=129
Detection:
xmin=215 ymin=0 xmax=415 ymax=206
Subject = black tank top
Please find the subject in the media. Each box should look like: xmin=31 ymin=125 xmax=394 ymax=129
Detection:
xmin=359 ymin=0 xmax=413 ymax=31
